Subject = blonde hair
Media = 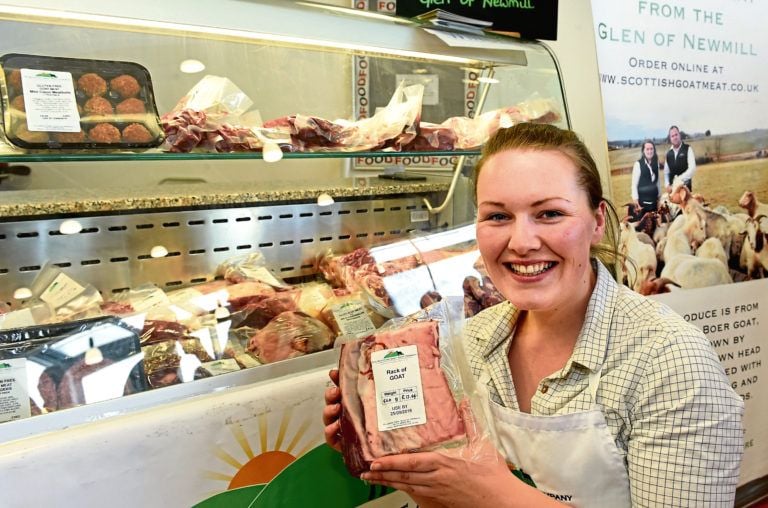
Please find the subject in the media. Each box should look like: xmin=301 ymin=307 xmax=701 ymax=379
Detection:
xmin=472 ymin=123 xmax=621 ymax=276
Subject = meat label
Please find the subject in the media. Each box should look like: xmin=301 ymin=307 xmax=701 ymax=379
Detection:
xmin=330 ymin=301 xmax=376 ymax=337
xmin=0 ymin=359 xmax=31 ymax=423
xmin=39 ymin=272 xmax=86 ymax=308
xmin=371 ymin=344 xmax=427 ymax=431
xmin=20 ymin=68 xmax=81 ymax=132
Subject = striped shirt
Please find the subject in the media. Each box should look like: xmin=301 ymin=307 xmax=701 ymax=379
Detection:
xmin=464 ymin=261 xmax=744 ymax=507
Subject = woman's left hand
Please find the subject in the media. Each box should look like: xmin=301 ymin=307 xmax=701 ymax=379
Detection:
xmin=360 ymin=443 xmax=516 ymax=508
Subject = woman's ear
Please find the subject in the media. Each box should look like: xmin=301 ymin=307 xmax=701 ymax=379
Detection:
xmin=592 ymin=201 xmax=607 ymax=244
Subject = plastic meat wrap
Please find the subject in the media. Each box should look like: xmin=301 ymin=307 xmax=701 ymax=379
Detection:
xmin=404 ymin=96 xmax=561 ymax=151
xmin=245 ymin=311 xmax=335 ymax=364
xmin=263 ymin=82 xmax=423 ymax=152
xmin=0 ymin=316 xmax=147 ymax=421
xmin=336 ymin=297 xmax=489 ymax=476
xmin=160 ymin=75 xmax=290 ymax=153
xmin=7 ymin=265 xmax=105 ymax=325
xmin=215 ymin=252 xmax=287 ymax=287
xmin=321 ymin=225 xmax=505 ymax=320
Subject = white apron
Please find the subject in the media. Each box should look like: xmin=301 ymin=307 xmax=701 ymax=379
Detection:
xmin=480 ymin=368 xmax=631 ymax=507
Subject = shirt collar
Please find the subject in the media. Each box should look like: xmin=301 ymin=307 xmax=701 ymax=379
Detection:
xmin=480 ymin=260 xmax=619 ymax=375
xmin=566 ymin=261 xmax=618 ymax=374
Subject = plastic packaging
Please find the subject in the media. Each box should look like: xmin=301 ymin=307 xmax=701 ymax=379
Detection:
xmin=335 ymin=297 xmax=492 ymax=476
xmin=0 ymin=53 xmax=164 ymax=149
xmin=404 ymin=96 xmax=561 ymax=151
xmin=215 ymin=251 xmax=287 ymax=287
xmin=160 ymin=75 xmax=291 ymax=153
xmin=263 ymin=82 xmax=424 ymax=152
xmin=0 ymin=316 xmax=147 ymax=421
xmin=245 ymin=310 xmax=335 ymax=364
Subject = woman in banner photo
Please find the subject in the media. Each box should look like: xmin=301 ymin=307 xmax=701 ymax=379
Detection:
xmin=630 ymin=139 xmax=661 ymax=220
xmin=323 ymin=123 xmax=745 ymax=507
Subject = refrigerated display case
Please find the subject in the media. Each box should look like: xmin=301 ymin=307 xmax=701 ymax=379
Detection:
xmin=0 ymin=0 xmax=608 ymax=505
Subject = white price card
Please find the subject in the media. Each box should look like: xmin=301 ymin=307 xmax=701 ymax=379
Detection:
xmin=39 ymin=272 xmax=86 ymax=308
xmin=331 ymin=301 xmax=376 ymax=337
xmin=0 ymin=359 xmax=31 ymax=423
xmin=20 ymin=68 xmax=81 ymax=132
xmin=371 ymin=345 xmax=426 ymax=431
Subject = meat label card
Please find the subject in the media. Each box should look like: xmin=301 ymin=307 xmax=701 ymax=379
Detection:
xmin=0 ymin=359 xmax=31 ymax=423
xmin=331 ymin=301 xmax=376 ymax=337
xmin=371 ymin=344 xmax=427 ymax=431
xmin=20 ymin=68 xmax=81 ymax=132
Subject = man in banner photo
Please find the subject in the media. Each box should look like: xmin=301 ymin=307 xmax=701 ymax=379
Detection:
xmin=664 ymin=125 xmax=697 ymax=192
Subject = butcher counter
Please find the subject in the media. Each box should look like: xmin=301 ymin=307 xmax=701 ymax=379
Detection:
xmin=0 ymin=0 xmax=613 ymax=504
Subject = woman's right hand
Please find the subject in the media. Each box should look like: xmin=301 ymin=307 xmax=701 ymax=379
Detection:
xmin=322 ymin=368 xmax=342 ymax=452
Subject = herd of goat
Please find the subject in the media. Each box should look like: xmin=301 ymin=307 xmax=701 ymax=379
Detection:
xmin=618 ymin=181 xmax=768 ymax=295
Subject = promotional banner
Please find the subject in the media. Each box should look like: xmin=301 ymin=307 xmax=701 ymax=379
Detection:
xmin=593 ymin=0 xmax=768 ymax=488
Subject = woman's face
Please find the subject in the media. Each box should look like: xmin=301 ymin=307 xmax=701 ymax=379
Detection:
xmin=643 ymin=143 xmax=655 ymax=160
xmin=475 ymin=149 xmax=606 ymax=313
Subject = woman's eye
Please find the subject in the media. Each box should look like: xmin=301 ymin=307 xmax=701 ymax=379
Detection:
xmin=484 ymin=212 xmax=508 ymax=221
xmin=539 ymin=210 xmax=563 ymax=219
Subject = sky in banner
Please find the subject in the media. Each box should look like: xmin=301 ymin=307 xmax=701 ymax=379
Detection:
xmin=592 ymin=0 xmax=766 ymax=141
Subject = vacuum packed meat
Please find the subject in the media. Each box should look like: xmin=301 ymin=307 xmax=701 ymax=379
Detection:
xmin=339 ymin=320 xmax=466 ymax=476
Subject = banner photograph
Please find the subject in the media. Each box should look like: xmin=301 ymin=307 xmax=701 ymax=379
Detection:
xmin=593 ymin=0 xmax=768 ymax=488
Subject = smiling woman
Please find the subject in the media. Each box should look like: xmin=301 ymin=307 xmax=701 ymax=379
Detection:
xmin=324 ymin=123 xmax=745 ymax=507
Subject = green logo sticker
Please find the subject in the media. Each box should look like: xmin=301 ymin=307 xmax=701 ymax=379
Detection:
xmin=383 ymin=351 xmax=404 ymax=359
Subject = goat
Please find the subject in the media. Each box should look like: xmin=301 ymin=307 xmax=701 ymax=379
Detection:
xmin=619 ymin=221 xmax=657 ymax=292
xmin=695 ymin=237 xmax=728 ymax=268
xmin=739 ymin=191 xmax=768 ymax=219
xmin=660 ymin=254 xmax=733 ymax=288
xmin=740 ymin=215 xmax=768 ymax=278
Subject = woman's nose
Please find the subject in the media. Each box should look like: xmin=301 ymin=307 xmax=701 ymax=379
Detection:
xmin=506 ymin=219 xmax=540 ymax=253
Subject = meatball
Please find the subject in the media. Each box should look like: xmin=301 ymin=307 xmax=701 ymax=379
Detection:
xmin=115 ymin=98 xmax=146 ymax=115
xmin=14 ymin=124 xmax=49 ymax=144
xmin=77 ymin=72 xmax=107 ymax=97
xmin=109 ymin=74 xmax=141 ymax=99
xmin=122 ymin=123 xmax=154 ymax=143
xmin=88 ymin=123 xmax=121 ymax=144
xmin=10 ymin=95 xmax=26 ymax=111
xmin=83 ymin=96 xmax=114 ymax=116
xmin=6 ymin=69 xmax=22 ymax=91
xmin=53 ymin=130 xmax=87 ymax=144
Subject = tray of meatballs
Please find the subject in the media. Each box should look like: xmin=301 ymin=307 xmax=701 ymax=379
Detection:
xmin=0 ymin=53 xmax=164 ymax=149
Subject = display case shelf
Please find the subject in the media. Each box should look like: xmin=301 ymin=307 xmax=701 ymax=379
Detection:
xmin=0 ymin=149 xmax=480 ymax=163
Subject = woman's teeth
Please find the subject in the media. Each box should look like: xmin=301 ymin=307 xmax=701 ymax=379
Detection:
xmin=508 ymin=262 xmax=554 ymax=276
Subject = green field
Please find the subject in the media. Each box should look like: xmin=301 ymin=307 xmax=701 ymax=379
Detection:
xmin=608 ymin=130 xmax=768 ymax=213
xmin=610 ymin=158 xmax=768 ymax=213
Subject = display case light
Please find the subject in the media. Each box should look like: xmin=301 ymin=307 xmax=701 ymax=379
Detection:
xmin=262 ymin=142 xmax=284 ymax=163
xmin=13 ymin=287 xmax=32 ymax=300
xmin=59 ymin=219 xmax=83 ymax=235
xmin=179 ymin=59 xmax=205 ymax=73
xmin=316 ymin=193 xmax=334 ymax=206
xmin=150 ymin=245 xmax=169 ymax=258
xmin=84 ymin=337 xmax=104 ymax=366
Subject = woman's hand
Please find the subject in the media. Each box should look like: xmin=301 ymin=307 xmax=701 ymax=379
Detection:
xmin=360 ymin=441 xmax=518 ymax=508
xmin=322 ymin=369 xmax=342 ymax=452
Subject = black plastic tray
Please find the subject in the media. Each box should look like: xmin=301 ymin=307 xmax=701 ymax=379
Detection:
xmin=0 ymin=53 xmax=164 ymax=149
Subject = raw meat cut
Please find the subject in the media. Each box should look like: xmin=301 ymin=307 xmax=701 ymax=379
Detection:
xmin=246 ymin=311 xmax=335 ymax=363
xmin=339 ymin=320 xmax=466 ymax=476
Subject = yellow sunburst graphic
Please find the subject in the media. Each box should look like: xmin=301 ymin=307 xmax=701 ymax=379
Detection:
xmin=202 ymin=406 xmax=321 ymax=491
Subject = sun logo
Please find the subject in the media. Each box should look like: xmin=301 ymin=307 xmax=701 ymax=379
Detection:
xmin=202 ymin=405 xmax=321 ymax=492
